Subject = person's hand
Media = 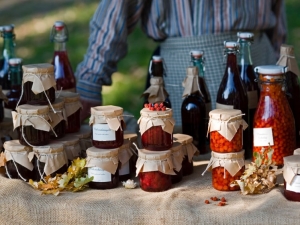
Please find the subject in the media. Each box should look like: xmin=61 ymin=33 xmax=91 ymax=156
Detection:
xmin=80 ymin=98 xmax=102 ymax=123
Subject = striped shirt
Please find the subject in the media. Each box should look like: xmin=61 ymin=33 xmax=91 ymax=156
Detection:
xmin=75 ymin=0 xmax=287 ymax=104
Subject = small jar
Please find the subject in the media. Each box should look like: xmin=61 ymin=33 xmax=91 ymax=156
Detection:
xmin=49 ymin=97 xmax=67 ymax=139
xmin=85 ymin=147 xmax=120 ymax=189
xmin=13 ymin=104 xmax=53 ymax=146
xmin=32 ymin=143 xmax=68 ymax=181
xmin=203 ymin=150 xmax=245 ymax=191
xmin=173 ymin=133 xmax=198 ymax=176
xmin=22 ymin=63 xmax=56 ymax=105
xmin=53 ymin=135 xmax=81 ymax=164
xmin=138 ymin=108 xmax=174 ymax=151
xmin=136 ymin=149 xmax=175 ymax=192
xmin=208 ymin=109 xmax=248 ymax=153
xmin=73 ymin=124 xmax=92 ymax=158
xmin=59 ymin=91 xmax=82 ymax=133
xmin=283 ymin=155 xmax=300 ymax=201
xmin=0 ymin=85 xmax=7 ymax=123
xmin=90 ymin=105 xmax=124 ymax=149
xmin=3 ymin=140 xmax=34 ymax=181
xmin=118 ymin=139 xmax=133 ymax=181
xmin=170 ymin=141 xmax=184 ymax=184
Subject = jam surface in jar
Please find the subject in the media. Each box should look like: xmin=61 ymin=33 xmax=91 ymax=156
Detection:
xmin=5 ymin=161 xmax=34 ymax=181
xmin=141 ymin=125 xmax=172 ymax=151
xmin=18 ymin=126 xmax=51 ymax=146
xmin=24 ymin=82 xmax=55 ymax=105
xmin=139 ymin=171 xmax=172 ymax=192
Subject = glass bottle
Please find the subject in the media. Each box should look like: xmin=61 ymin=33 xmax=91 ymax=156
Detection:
xmin=0 ymin=24 xmax=15 ymax=90
xmin=50 ymin=21 xmax=76 ymax=92
xmin=181 ymin=66 xmax=207 ymax=154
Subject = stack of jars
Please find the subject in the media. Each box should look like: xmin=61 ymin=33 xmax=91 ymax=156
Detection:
xmin=203 ymin=109 xmax=248 ymax=191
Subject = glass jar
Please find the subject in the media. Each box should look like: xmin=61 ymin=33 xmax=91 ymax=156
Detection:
xmin=32 ymin=143 xmax=68 ymax=181
xmin=85 ymin=147 xmax=120 ymax=189
xmin=13 ymin=104 xmax=53 ymax=146
xmin=283 ymin=155 xmax=300 ymax=201
xmin=22 ymin=63 xmax=56 ymax=105
xmin=3 ymin=140 xmax=34 ymax=181
xmin=73 ymin=124 xmax=92 ymax=158
xmin=118 ymin=139 xmax=133 ymax=181
xmin=136 ymin=149 xmax=174 ymax=192
xmin=170 ymin=141 xmax=184 ymax=184
xmin=59 ymin=91 xmax=82 ymax=133
xmin=208 ymin=109 xmax=248 ymax=153
xmin=49 ymin=97 xmax=67 ymax=139
xmin=90 ymin=105 xmax=124 ymax=149
xmin=203 ymin=150 xmax=245 ymax=191
xmin=138 ymin=107 xmax=174 ymax=151
xmin=53 ymin=135 xmax=81 ymax=164
xmin=253 ymin=65 xmax=296 ymax=166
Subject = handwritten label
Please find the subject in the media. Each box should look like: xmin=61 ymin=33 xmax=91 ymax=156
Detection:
xmin=88 ymin=167 xmax=111 ymax=182
xmin=93 ymin=124 xmax=116 ymax=141
xmin=253 ymin=127 xmax=274 ymax=146
xmin=286 ymin=175 xmax=300 ymax=193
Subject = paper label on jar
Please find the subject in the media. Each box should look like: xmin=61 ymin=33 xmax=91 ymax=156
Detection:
xmin=119 ymin=161 xmax=130 ymax=176
xmin=247 ymin=90 xmax=258 ymax=109
xmin=88 ymin=167 xmax=112 ymax=182
xmin=216 ymin=103 xmax=234 ymax=110
xmin=253 ymin=127 xmax=274 ymax=146
xmin=93 ymin=124 xmax=116 ymax=141
xmin=286 ymin=175 xmax=300 ymax=193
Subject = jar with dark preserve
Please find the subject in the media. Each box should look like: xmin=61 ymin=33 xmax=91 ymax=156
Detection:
xmin=49 ymin=97 xmax=67 ymax=139
xmin=170 ymin=141 xmax=184 ymax=184
xmin=208 ymin=109 xmax=248 ymax=153
xmin=253 ymin=65 xmax=296 ymax=166
xmin=136 ymin=149 xmax=175 ymax=192
xmin=283 ymin=155 xmax=300 ymax=201
xmin=138 ymin=107 xmax=174 ymax=151
xmin=181 ymin=66 xmax=207 ymax=154
xmin=53 ymin=135 xmax=81 ymax=164
xmin=203 ymin=150 xmax=245 ymax=191
xmin=173 ymin=133 xmax=198 ymax=176
xmin=32 ymin=143 xmax=68 ymax=181
xmin=58 ymin=91 xmax=82 ymax=133
xmin=0 ymin=85 xmax=7 ymax=123
xmin=3 ymin=140 xmax=34 ymax=181
xmin=90 ymin=105 xmax=124 ymax=149
xmin=22 ymin=63 xmax=56 ymax=105
xmin=13 ymin=104 xmax=53 ymax=146
xmin=85 ymin=147 xmax=120 ymax=189
xmin=124 ymin=131 xmax=138 ymax=174
xmin=73 ymin=124 xmax=92 ymax=158
xmin=118 ymin=139 xmax=133 ymax=181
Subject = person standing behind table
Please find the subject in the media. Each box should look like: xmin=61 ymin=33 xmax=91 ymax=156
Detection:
xmin=75 ymin=0 xmax=287 ymax=126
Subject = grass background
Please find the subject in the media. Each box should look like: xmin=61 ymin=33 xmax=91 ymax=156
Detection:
xmin=0 ymin=0 xmax=299 ymax=119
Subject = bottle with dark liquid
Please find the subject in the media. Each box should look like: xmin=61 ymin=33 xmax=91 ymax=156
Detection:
xmin=237 ymin=32 xmax=259 ymax=159
xmin=50 ymin=21 xmax=76 ymax=92
xmin=181 ymin=66 xmax=207 ymax=154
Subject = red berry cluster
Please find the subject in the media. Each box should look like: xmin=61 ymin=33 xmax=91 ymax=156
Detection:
xmin=144 ymin=103 xmax=166 ymax=111
xmin=204 ymin=196 xmax=227 ymax=206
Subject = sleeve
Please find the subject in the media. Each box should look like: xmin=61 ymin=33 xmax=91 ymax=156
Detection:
xmin=75 ymin=0 xmax=145 ymax=104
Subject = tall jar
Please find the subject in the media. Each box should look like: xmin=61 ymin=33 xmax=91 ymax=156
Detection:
xmin=89 ymin=105 xmax=124 ymax=149
xmin=12 ymin=104 xmax=53 ymax=146
xmin=22 ymin=63 xmax=56 ymax=105
xmin=138 ymin=107 xmax=174 ymax=151
xmin=49 ymin=97 xmax=67 ymax=139
xmin=85 ymin=147 xmax=120 ymax=189
xmin=170 ymin=141 xmax=184 ymax=184
xmin=136 ymin=149 xmax=175 ymax=192
xmin=3 ymin=140 xmax=34 ymax=181
xmin=53 ymin=135 xmax=81 ymax=164
xmin=283 ymin=155 xmax=300 ymax=201
xmin=203 ymin=150 xmax=245 ymax=191
xmin=208 ymin=109 xmax=248 ymax=153
xmin=118 ymin=139 xmax=133 ymax=181
xmin=253 ymin=65 xmax=296 ymax=166
xmin=73 ymin=124 xmax=92 ymax=158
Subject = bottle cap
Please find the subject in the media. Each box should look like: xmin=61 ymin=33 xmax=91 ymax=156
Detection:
xmin=254 ymin=65 xmax=287 ymax=74
xmin=224 ymin=41 xmax=239 ymax=49
xmin=190 ymin=50 xmax=204 ymax=56
xmin=152 ymin=55 xmax=162 ymax=62
xmin=237 ymin=32 xmax=254 ymax=39
xmin=9 ymin=58 xmax=22 ymax=65
xmin=50 ymin=21 xmax=68 ymax=42
xmin=2 ymin=24 xmax=14 ymax=32
xmin=54 ymin=21 xmax=65 ymax=31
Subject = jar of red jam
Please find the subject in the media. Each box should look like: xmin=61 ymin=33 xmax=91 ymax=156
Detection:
xmin=49 ymin=97 xmax=67 ymax=139
xmin=13 ymin=104 xmax=53 ymax=146
xmin=32 ymin=143 xmax=68 ymax=181
xmin=85 ymin=147 xmax=120 ymax=189
xmin=138 ymin=108 xmax=174 ymax=151
xmin=22 ymin=63 xmax=56 ymax=105
xmin=170 ymin=141 xmax=184 ymax=184
xmin=73 ymin=124 xmax=92 ymax=158
xmin=173 ymin=133 xmax=198 ymax=176
xmin=203 ymin=150 xmax=245 ymax=191
xmin=118 ymin=139 xmax=133 ymax=181
xmin=283 ymin=155 xmax=300 ymax=201
xmin=3 ymin=140 xmax=34 ymax=181
xmin=53 ymin=135 xmax=81 ymax=164
xmin=253 ymin=65 xmax=296 ymax=166
xmin=136 ymin=149 xmax=175 ymax=192
xmin=90 ymin=105 xmax=124 ymax=149
xmin=208 ymin=109 xmax=248 ymax=153
xmin=59 ymin=91 xmax=82 ymax=133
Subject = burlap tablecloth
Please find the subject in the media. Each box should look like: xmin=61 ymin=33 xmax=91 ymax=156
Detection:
xmin=0 ymin=155 xmax=299 ymax=225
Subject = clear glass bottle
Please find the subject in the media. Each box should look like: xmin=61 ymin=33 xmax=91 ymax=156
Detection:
xmin=50 ymin=21 xmax=76 ymax=92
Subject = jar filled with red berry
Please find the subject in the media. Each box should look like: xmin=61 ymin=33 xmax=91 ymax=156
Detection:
xmin=22 ymin=63 xmax=56 ymax=105
xmin=73 ymin=124 xmax=92 ymax=158
xmin=136 ymin=149 xmax=175 ymax=192
xmin=49 ymin=97 xmax=67 ymax=139
xmin=53 ymin=135 xmax=81 ymax=164
xmin=118 ymin=139 xmax=133 ymax=181
xmin=85 ymin=147 xmax=120 ymax=189
xmin=170 ymin=141 xmax=184 ymax=184
xmin=90 ymin=105 xmax=124 ymax=149
xmin=138 ymin=107 xmax=174 ymax=151
xmin=283 ymin=155 xmax=300 ymax=201
xmin=13 ymin=104 xmax=54 ymax=146
xmin=3 ymin=140 xmax=34 ymax=181
xmin=203 ymin=150 xmax=245 ymax=191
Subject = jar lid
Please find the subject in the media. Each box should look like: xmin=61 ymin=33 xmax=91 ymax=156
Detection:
xmin=237 ymin=32 xmax=254 ymax=39
xmin=152 ymin=55 xmax=162 ymax=62
xmin=254 ymin=65 xmax=287 ymax=74
xmin=54 ymin=135 xmax=79 ymax=146
xmin=86 ymin=147 xmax=119 ymax=158
xmin=16 ymin=104 xmax=49 ymax=115
xmin=58 ymin=91 xmax=80 ymax=103
xmin=33 ymin=143 xmax=64 ymax=154
xmin=9 ymin=58 xmax=22 ymax=65
xmin=140 ymin=107 xmax=173 ymax=117
xmin=73 ymin=124 xmax=92 ymax=139
xmin=3 ymin=140 xmax=32 ymax=152
xmin=138 ymin=149 xmax=172 ymax=161
xmin=50 ymin=97 xmax=65 ymax=111
xmin=294 ymin=148 xmax=300 ymax=155
xmin=173 ymin=133 xmax=193 ymax=145
xmin=212 ymin=150 xmax=245 ymax=160
xmin=22 ymin=63 xmax=54 ymax=74
xmin=91 ymin=105 xmax=123 ymax=117
xmin=124 ymin=132 xmax=138 ymax=142
xmin=190 ymin=50 xmax=204 ymax=57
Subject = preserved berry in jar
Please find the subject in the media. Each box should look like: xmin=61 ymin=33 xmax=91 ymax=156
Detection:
xmin=283 ymin=155 xmax=300 ymax=201
xmin=118 ymin=139 xmax=133 ymax=181
xmin=170 ymin=141 xmax=184 ymax=184
xmin=49 ymin=97 xmax=67 ymax=139
xmin=253 ymin=65 xmax=296 ymax=166
xmin=90 ymin=105 xmax=124 ymax=149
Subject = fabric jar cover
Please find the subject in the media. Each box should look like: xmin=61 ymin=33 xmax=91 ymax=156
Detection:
xmin=276 ymin=44 xmax=300 ymax=77
xmin=48 ymin=97 xmax=67 ymax=128
xmin=170 ymin=141 xmax=184 ymax=172
xmin=53 ymin=135 xmax=81 ymax=161
xmin=118 ymin=139 xmax=133 ymax=169
xmin=173 ymin=133 xmax=199 ymax=163
xmin=182 ymin=66 xmax=202 ymax=98
xmin=294 ymin=149 xmax=300 ymax=155
xmin=85 ymin=147 xmax=119 ymax=174
xmin=283 ymin=155 xmax=300 ymax=186
xmin=142 ymin=77 xmax=169 ymax=104
xmin=208 ymin=109 xmax=248 ymax=141
xmin=58 ymin=91 xmax=82 ymax=118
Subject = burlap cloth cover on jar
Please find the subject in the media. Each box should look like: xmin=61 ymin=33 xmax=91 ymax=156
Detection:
xmin=54 ymin=135 xmax=81 ymax=161
xmin=276 ymin=44 xmax=300 ymax=76
xmin=283 ymin=155 xmax=300 ymax=190
xmin=118 ymin=139 xmax=133 ymax=170
xmin=173 ymin=133 xmax=199 ymax=163
xmin=73 ymin=124 xmax=92 ymax=157
xmin=170 ymin=141 xmax=184 ymax=172
xmin=48 ymin=97 xmax=67 ymax=128
xmin=58 ymin=91 xmax=82 ymax=118
xmin=142 ymin=77 xmax=169 ymax=104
